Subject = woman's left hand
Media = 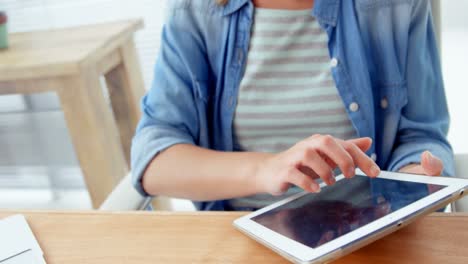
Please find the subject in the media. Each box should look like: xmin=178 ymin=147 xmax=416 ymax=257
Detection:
xmin=398 ymin=151 xmax=444 ymax=176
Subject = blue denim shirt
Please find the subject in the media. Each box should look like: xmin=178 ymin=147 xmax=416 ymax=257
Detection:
xmin=131 ymin=0 xmax=454 ymax=211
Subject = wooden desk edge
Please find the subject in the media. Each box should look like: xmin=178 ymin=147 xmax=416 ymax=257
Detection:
xmin=1 ymin=210 xmax=467 ymax=218
xmin=0 ymin=210 xmax=240 ymax=217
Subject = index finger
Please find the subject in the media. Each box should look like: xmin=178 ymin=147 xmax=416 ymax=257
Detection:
xmin=339 ymin=139 xmax=380 ymax=177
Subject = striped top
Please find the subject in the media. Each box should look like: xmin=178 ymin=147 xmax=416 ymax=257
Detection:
xmin=230 ymin=8 xmax=356 ymax=209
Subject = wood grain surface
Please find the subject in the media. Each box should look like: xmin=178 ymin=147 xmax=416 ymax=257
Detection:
xmin=0 ymin=211 xmax=466 ymax=264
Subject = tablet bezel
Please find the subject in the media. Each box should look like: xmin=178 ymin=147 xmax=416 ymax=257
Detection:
xmin=233 ymin=170 xmax=468 ymax=263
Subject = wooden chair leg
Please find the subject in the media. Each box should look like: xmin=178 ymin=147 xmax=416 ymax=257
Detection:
xmin=104 ymin=39 xmax=146 ymax=166
xmin=58 ymin=68 xmax=128 ymax=208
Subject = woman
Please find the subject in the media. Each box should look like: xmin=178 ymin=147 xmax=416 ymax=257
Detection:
xmin=131 ymin=0 xmax=453 ymax=211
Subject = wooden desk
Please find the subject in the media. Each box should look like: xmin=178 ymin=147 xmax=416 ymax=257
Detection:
xmin=0 ymin=211 xmax=467 ymax=263
xmin=0 ymin=20 xmax=146 ymax=208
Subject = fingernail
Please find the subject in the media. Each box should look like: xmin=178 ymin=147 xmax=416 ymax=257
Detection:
xmin=370 ymin=165 xmax=381 ymax=176
xmin=348 ymin=167 xmax=355 ymax=177
xmin=329 ymin=177 xmax=336 ymax=184
xmin=311 ymin=184 xmax=321 ymax=193
xmin=426 ymin=151 xmax=435 ymax=165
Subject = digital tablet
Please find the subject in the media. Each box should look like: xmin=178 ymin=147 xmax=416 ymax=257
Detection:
xmin=234 ymin=170 xmax=468 ymax=264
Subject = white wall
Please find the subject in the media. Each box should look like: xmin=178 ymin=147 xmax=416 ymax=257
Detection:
xmin=441 ymin=1 xmax=468 ymax=154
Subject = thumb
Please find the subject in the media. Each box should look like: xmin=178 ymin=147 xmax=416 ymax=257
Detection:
xmin=421 ymin=151 xmax=443 ymax=176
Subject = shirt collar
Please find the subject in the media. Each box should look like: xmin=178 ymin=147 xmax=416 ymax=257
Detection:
xmin=312 ymin=0 xmax=340 ymax=27
xmin=222 ymin=0 xmax=340 ymax=27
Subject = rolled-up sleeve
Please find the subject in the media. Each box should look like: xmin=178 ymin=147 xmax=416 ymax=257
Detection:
xmin=131 ymin=7 xmax=209 ymax=196
xmin=387 ymin=0 xmax=454 ymax=176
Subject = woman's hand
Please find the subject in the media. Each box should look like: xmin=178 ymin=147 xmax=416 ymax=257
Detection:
xmin=254 ymin=135 xmax=381 ymax=196
xmin=398 ymin=151 xmax=444 ymax=176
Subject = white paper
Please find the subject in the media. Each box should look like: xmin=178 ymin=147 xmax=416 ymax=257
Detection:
xmin=0 ymin=215 xmax=46 ymax=264
xmin=1 ymin=249 xmax=40 ymax=264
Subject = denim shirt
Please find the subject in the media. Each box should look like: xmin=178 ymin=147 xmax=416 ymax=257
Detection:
xmin=131 ymin=0 xmax=454 ymax=211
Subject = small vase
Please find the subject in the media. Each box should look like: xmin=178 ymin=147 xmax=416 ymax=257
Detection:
xmin=0 ymin=11 xmax=8 ymax=49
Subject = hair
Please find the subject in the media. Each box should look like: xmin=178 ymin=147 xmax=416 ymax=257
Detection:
xmin=216 ymin=0 xmax=229 ymax=5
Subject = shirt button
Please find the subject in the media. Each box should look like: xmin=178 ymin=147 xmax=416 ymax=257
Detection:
xmin=381 ymin=97 xmax=389 ymax=109
xmin=330 ymin=58 xmax=339 ymax=67
xmin=349 ymin=102 xmax=360 ymax=112
xmin=371 ymin=153 xmax=377 ymax=161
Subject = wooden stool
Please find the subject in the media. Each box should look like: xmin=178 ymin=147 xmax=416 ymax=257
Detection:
xmin=0 ymin=20 xmax=146 ymax=208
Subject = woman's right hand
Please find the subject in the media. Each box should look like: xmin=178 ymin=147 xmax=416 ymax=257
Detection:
xmin=254 ymin=135 xmax=381 ymax=196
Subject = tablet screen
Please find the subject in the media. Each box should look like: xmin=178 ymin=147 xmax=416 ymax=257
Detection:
xmin=252 ymin=176 xmax=445 ymax=249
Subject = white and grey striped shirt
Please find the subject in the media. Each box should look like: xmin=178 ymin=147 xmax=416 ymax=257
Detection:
xmin=230 ymin=8 xmax=356 ymax=209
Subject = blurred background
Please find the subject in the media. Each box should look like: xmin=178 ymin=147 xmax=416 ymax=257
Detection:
xmin=0 ymin=0 xmax=467 ymax=210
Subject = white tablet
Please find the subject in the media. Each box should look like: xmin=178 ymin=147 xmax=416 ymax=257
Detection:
xmin=234 ymin=170 xmax=468 ymax=264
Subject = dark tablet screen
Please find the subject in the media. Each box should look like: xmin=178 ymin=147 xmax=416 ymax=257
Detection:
xmin=252 ymin=176 xmax=445 ymax=248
